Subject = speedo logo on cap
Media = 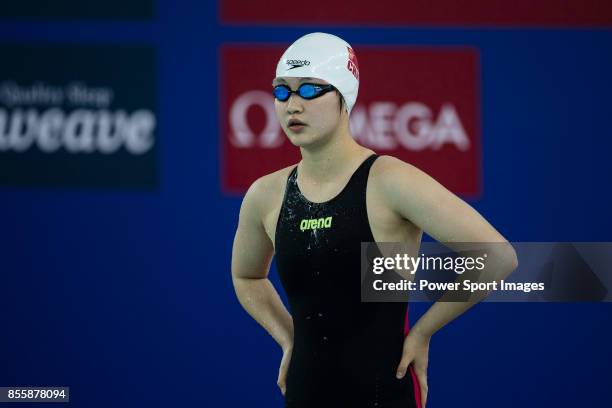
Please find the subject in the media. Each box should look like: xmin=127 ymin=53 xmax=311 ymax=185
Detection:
xmin=286 ymin=59 xmax=310 ymax=70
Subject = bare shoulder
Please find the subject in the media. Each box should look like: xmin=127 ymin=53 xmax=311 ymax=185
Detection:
xmin=242 ymin=164 xmax=298 ymax=220
xmin=370 ymin=155 xmax=434 ymax=191
xmin=368 ymin=154 xmax=453 ymax=219
xmin=371 ymin=154 xmax=411 ymax=174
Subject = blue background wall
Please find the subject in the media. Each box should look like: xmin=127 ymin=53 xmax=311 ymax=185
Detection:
xmin=0 ymin=1 xmax=610 ymax=406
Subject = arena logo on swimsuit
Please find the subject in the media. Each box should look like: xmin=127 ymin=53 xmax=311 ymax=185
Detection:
xmin=299 ymin=216 xmax=333 ymax=231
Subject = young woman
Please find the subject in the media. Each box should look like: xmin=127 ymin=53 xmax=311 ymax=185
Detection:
xmin=231 ymin=32 xmax=518 ymax=408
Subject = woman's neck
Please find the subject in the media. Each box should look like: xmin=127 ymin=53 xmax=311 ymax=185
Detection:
xmin=298 ymin=128 xmax=370 ymax=182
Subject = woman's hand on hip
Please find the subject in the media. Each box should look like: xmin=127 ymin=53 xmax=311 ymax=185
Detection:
xmin=277 ymin=344 xmax=293 ymax=396
xmin=396 ymin=329 xmax=431 ymax=407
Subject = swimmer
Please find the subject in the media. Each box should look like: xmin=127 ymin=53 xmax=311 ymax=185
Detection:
xmin=231 ymin=32 xmax=518 ymax=408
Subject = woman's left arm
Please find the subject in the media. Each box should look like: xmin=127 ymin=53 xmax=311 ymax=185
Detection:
xmin=375 ymin=156 xmax=519 ymax=407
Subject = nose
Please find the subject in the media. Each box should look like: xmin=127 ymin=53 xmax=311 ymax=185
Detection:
xmin=285 ymin=93 xmax=303 ymax=114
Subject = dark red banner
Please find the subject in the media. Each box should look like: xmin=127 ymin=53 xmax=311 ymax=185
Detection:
xmin=220 ymin=0 xmax=612 ymax=26
xmin=220 ymin=45 xmax=482 ymax=196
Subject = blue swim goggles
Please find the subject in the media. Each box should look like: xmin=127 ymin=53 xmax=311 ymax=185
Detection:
xmin=272 ymin=83 xmax=336 ymax=102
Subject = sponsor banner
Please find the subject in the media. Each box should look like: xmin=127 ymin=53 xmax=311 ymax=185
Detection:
xmin=220 ymin=0 xmax=612 ymax=26
xmin=0 ymin=0 xmax=154 ymax=20
xmin=361 ymin=242 xmax=612 ymax=302
xmin=221 ymin=45 xmax=481 ymax=195
xmin=0 ymin=45 xmax=157 ymax=188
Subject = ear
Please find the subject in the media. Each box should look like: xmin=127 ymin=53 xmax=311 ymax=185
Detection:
xmin=341 ymin=97 xmax=349 ymax=116
xmin=336 ymin=91 xmax=348 ymax=114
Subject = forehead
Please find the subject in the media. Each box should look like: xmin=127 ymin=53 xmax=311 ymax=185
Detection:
xmin=272 ymin=77 xmax=329 ymax=86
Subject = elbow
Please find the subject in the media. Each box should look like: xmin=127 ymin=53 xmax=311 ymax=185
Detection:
xmin=484 ymin=242 xmax=518 ymax=278
xmin=500 ymin=243 xmax=519 ymax=276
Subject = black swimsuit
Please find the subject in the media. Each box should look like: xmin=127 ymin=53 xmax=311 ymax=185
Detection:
xmin=275 ymin=154 xmax=421 ymax=408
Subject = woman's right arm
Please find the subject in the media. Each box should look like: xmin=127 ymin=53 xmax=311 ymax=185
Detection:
xmin=231 ymin=179 xmax=294 ymax=352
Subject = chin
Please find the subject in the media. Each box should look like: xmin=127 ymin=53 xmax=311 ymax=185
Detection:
xmin=285 ymin=132 xmax=321 ymax=147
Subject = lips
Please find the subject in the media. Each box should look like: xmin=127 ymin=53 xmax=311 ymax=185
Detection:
xmin=288 ymin=118 xmax=306 ymax=126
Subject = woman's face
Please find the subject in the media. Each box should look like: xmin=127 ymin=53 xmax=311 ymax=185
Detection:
xmin=272 ymin=76 xmax=344 ymax=148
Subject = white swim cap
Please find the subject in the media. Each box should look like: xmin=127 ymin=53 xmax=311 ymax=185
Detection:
xmin=275 ymin=32 xmax=360 ymax=115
